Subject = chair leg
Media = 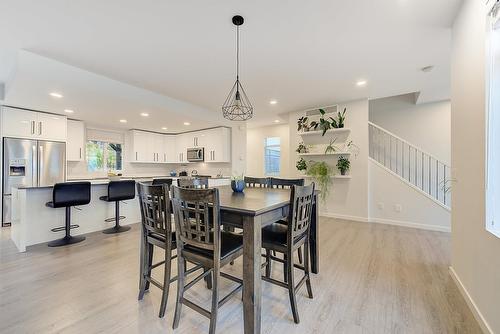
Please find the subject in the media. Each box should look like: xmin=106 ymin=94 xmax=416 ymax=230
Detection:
xmin=304 ymin=239 xmax=313 ymax=299
xmin=159 ymin=244 xmax=172 ymax=318
xmin=209 ymin=265 xmax=219 ymax=334
xmin=283 ymin=254 xmax=288 ymax=283
xmin=204 ymin=267 xmax=213 ymax=290
xmin=173 ymin=250 xmax=186 ymax=329
xmin=265 ymin=249 xmax=272 ymax=278
xmin=145 ymin=243 xmax=154 ymax=291
xmin=297 ymin=246 xmax=303 ymax=264
xmin=287 ymin=252 xmax=300 ymax=324
xmin=138 ymin=232 xmax=148 ymax=300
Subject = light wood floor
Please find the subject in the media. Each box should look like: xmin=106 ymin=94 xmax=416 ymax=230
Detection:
xmin=0 ymin=218 xmax=481 ymax=334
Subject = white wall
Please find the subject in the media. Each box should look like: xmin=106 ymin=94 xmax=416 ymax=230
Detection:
xmin=369 ymin=159 xmax=450 ymax=231
xmin=289 ymin=99 xmax=369 ymax=221
xmin=369 ymin=93 xmax=451 ymax=164
xmin=246 ymin=124 xmax=290 ymax=177
xmin=67 ymin=124 xmax=246 ymax=179
xmin=450 ymin=1 xmax=500 ymax=332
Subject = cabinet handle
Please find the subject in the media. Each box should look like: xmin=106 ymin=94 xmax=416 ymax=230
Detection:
xmin=30 ymin=121 xmax=34 ymax=134
xmin=136 ymin=152 xmax=138 ymax=161
xmin=38 ymin=122 xmax=42 ymax=135
xmin=164 ymin=153 xmax=166 ymax=162
xmin=79 ymin=148 xmax=82 ymax=159
xmin=213 ymin=150 xmax=215 ymax=161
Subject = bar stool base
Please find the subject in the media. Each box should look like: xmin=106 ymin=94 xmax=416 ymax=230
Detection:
xmin=48 ymin=235 xmax=86 ymax=247
xmin=102 ymin=225 xmax=131 ymax=234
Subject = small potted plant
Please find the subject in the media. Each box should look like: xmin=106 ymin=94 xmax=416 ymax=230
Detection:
xmin=324 ymin=138 xmax=338 ymax=154
xmin=310 ymin=109 xmax=332 ymax=136
xmin=297 ymin=116 xmax=310 ymax=132
xmin=231 ymin=174 xmax=245 ymax=193
xmin=296 ymin=142 xmax=309 ymax=154
xmin=296 ymin=158 xmax=307 ymax=172
xmin=336 ymin=156 xmax=350 ymax=175
xmin=330 ymin=107 xmax=347 ymax=129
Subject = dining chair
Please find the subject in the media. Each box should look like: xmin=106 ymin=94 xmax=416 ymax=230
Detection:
xmin=152 ymin=178 xmax=173 ymax=186
xmin=177 ymin=177 xmax=209 ymax=189
xmin=171 ymin=186 xmax=244 ymax=334
xmin=261 ymin=183 xmax=315 ymax=324
xmin=268 ymin=177 xmax=306 ymax=264
xmin=244 ymin=176 xmax=269 ymax=188
xmin=136 ymin=182 xmax=201 ymax=318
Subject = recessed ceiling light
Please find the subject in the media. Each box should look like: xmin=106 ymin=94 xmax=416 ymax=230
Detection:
xmin=183 ymin=122 xmax=191 ymax=126
xmin=161 ymin=127 xmax=168 ymax=130
xmin=356 ymin=80 xmax=367 ymax=87
xmin=49 ymin=92 xmax=63 ymax=98
xmin=119 ymin=119 xmax=127 ymax=123
xmin=270 ymin=100 xmax=278 ymax=105
xmin=140 ymin=112 xmax=149 ymax=117
xmin=64 ymin=109 xmax=74 ymax=113
xmin=274 ymin=119 xmax=280 ymax=123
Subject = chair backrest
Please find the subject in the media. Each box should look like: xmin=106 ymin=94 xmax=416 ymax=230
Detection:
xmin=269 ymin=177 xmax=304 ymax=189
xmin=108 ymin=180 xmax=136 ymax=201
xmin=171 ymin=186 xmax=220 ymax=255
xmin=152 ymin=178 xmax=173 ymax=186
xmin=244 ymin=176 xmax=269 ymax=188
xmin=287 ymin=183 xmax=315 ymax=243
xmin=136 ymin=182 xmax=172 ymax=238
xmin=52 ymin=182 xmax=91 ymax=208
xmin=177 ymin=177 xmax=209 ymax=189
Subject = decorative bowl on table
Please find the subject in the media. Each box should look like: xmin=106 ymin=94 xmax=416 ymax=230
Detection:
xmin=108 ymin=172 xmax=122 ymax=181
xmin=231 ymin=179 xmax=245 ymax=193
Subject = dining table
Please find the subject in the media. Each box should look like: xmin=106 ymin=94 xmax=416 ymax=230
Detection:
xmin=218 ymin=186 xmax=320 ymax=334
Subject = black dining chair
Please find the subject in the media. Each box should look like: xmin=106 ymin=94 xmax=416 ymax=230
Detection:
xmin=137 ymin=182 xmax=202 ymax=318
xmin=177 ymin=177 xmax=209 ymax=189
xmin=46 ymin=182 xmax=91 ymax=247
xmin=244 ymin=176 xmax=269 ymax=188
xmin=171 ymin=186 xmax=243 ymax=334
xmin=261 ymin=183 xmax=315 ymax=324
xmin=152 ymin=178 xmax=173 ymax=186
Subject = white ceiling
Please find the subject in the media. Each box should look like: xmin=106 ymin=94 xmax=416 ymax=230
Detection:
xmin=0 ymin=0 xmax=461 ymax=131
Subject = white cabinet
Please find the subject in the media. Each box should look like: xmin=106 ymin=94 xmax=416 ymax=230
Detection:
xmin=1 ymin=107 xmax=67 ymax=141
xmin=205 ymin=127 xmax=231 ymax=163
xmin=130 ymin=130 xmax=152 ymax=163
xmin=164 ymin=135 xmax=177 ymax=163
xmin=67 ymin=120 xmax=85 ymax=161
xmin=130 ymin=130 xmax=176 ymax=164
xmin=175 ymin=134 xmax=190 ymax=163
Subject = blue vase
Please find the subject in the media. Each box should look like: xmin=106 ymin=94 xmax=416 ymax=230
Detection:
xmin=231 ymin=180 xmax=245 ymax=193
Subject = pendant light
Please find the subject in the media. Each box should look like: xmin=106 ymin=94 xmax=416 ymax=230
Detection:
xmin=222 ymin=15 xmax=253 ymax=121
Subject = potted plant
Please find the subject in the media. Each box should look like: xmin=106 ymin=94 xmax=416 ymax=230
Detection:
xmin=310 ymin=109 xmax=332 ymax=136
xmin=297 ymin=116 xmax=310 ymax=132
xmin=296 ymin=142 xmax=309 ymax=154
xmin=324 ymin=138 xmax=338 ymax=154
xmin=296 ymin=158 xmax=307 ymax=172
xmin=336 ymin=156 xmax=350 ymax=175
xmin=231 ymin=174 xmax=245 ymax=193
xmin=306 ymin=161 xmax=334 ymax=201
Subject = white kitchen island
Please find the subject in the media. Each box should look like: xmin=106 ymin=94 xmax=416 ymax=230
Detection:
xmin=10 ymin=176 xmax=230 ymax=252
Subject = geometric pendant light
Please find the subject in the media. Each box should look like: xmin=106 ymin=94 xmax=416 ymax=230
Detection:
xmin=222 ymin=15 xmax=253 ymax=121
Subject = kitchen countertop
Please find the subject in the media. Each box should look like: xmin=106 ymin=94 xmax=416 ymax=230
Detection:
xmin=14 ymin=175 xmax=231 ymax=190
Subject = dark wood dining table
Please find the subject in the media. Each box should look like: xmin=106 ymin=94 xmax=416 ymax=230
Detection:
xmin=218 ymin=186 xmax=319 ymax=334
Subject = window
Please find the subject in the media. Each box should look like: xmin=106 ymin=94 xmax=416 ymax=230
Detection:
xmin=486 ymin=1 xmax=500 ymax=237
xmin=264 ymin=137 xmax=280 ymax=176
xmin=86 ymin=140 xmax=123 ymax=172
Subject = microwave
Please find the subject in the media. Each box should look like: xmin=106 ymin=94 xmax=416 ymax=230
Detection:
xmin=187 ymin=147 xmax=204 ymax=162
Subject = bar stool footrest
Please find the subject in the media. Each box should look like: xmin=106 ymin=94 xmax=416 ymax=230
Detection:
xmin=51 ymin=224 xmax=80 ymax=233
xmin=104 ymin=215 xmax=126 ymax=223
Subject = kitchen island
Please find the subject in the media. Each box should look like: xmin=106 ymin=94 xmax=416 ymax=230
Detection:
xmin=10 ymin=176 xmax=230 ymax=252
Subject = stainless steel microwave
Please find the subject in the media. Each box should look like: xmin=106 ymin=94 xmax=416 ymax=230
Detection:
xmin=187 ymin=147 xmax=204 ymax=162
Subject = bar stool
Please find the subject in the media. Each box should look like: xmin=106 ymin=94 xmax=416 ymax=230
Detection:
xmin=100 ymin=180 xmax=136 ymax=234
xmin=46 ymin=182 xmax=91 ymax=247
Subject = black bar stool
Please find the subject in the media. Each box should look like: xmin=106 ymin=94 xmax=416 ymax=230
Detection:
xmin=100 ymin=180 xmax=136 ymax=234
xmin=46 ymin=182 xmax=91 ymax=247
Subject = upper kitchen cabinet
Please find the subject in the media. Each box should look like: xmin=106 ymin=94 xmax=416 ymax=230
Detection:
xmin=175 ymin=133 xmax=190 ymax=163
xmin=1 ymin=106 xmax=67 ymax=142
xmin=130 ymin=130 xmax=175 ymax=164
xmin=130 ymin=130 xmax=153 ymax=163
xmin=164 ymin=135 xmax=176 ymax=163
xmin=205 ymin=127 xmax=231 ymax=163
xmin=66 ymin=120 xmax=85 ymax=161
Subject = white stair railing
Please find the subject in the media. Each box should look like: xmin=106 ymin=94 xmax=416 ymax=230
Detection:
xmin=369 ymin=122 xmax=451 ymax=208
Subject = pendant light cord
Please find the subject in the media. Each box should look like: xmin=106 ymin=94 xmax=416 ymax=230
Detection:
xmin=236 ymin=25 xmax=240 ymax=81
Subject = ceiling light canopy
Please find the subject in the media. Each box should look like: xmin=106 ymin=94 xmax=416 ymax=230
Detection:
xmin=119 ymin=119 xmax=127 ymax=123
xmin=64 ymin=109 xmax=74 ymax=113
xmin=222 ymin=15 xmax=253 ymax=121
xmin=356 ymin=80 xmax=367 ymax=87
xmin=140 ymin=112 xmax=149 ymax=117
xmin=183 ymin=122 xmax=190 ymax=126
xmin=161 ymin=127 xmax=168 ymax=130
xmin=274 ymin=119 xmax=280 ymax=123
xmin=49 ymin=92 xmax=63 ymax=98
xmin=270 ymin=100 xmax=278 ymax=105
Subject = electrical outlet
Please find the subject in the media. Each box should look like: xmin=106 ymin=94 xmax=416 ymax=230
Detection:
xmin=378 ymin=202 xmax=384 ymax=210
xmin=394 ymin=204 xmax=402 ymax=213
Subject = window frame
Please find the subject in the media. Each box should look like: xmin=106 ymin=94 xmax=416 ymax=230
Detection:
xmin=86 ymin=140 xmax=123 ymax=174
xmin=264 ymin=137 xmax=281 ymax=176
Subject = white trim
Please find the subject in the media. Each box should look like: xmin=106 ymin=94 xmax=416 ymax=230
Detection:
xmin=369 ymin=217 xmax=450 ymax=233
xmin=449 ymin=267 xmax=493 ymax=334
xmin=370 ymin=158 xmax=451 ymax=211
xmin=320 ymin=213 xmax=450 ymax=232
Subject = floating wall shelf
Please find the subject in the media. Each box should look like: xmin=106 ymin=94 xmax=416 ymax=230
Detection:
xmin=298 ymin=128 xmax=351 ymax=145
xmin=298 ymin=152 xmax=351 ymax=157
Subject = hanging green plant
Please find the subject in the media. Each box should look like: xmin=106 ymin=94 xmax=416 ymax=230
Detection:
xmin=296 ymin=158 xmax=307 ymax=171
xmin=345 ymin=140 xmax=360 ymax=157
xmin=306 ymin=161 xmax=334 ymax=201
xmin=324 ymin=138 xmax=338 ymax=154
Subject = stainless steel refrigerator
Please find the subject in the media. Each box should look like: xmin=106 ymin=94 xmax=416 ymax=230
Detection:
xmin=2 ymin=138 xmax=66 ymax=225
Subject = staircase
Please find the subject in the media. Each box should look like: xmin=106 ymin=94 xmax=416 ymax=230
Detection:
xmin=368 ymin=122 xmax=451 ymax=209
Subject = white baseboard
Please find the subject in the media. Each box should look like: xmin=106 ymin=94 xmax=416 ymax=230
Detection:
xmin=319 ymin=213 xmax=451 ymax=233
xmin=449 ymin=267 xmax=493 ymax=334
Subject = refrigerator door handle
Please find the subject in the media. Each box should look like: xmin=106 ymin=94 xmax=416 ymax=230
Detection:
xmin=32 ymin=145 xmax=37 ymax=187
xmin=38 ymin=122 xmax=42 ymax=136
xmin=38 ymin=145 xmax=43 ymax=187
